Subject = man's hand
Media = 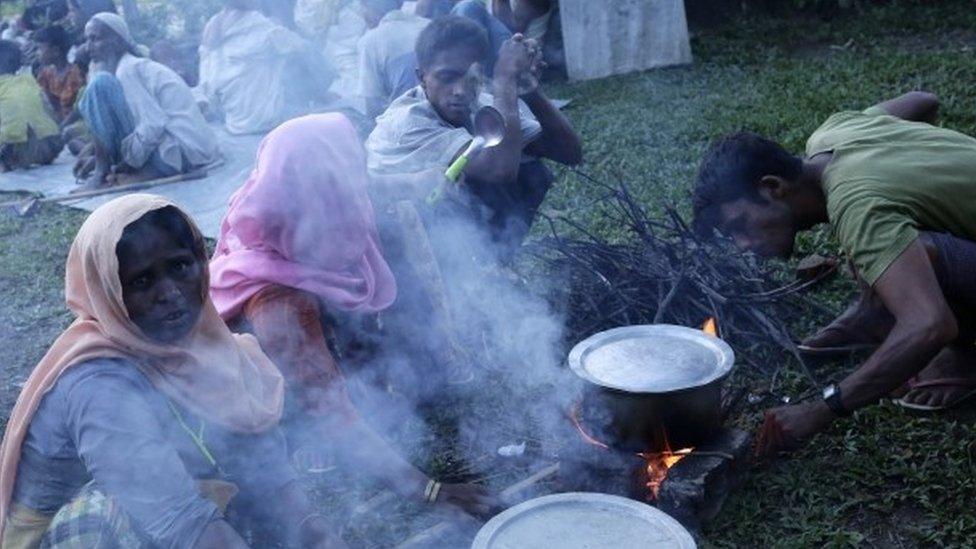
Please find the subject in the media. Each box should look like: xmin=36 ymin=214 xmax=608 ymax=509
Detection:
xmin=755 ymin=400 xmax=836 ymax=460
xmin=494 ymin=34 xmax=535 ymax=83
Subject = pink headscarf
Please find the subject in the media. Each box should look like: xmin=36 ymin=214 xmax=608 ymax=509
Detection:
xmin=210 ymin=114 xmax=397 ymax=320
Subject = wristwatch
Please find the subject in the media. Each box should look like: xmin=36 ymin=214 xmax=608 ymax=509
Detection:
xmin=822 ymin=384 xmax=851 ymax=417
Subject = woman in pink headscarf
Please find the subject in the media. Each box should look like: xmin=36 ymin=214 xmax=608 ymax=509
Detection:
xmin=210 ymin=113 xmax=498 ymax=518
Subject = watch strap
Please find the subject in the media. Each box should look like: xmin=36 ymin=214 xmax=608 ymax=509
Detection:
xmin=823 ymin=385 xmax=851 ymax=417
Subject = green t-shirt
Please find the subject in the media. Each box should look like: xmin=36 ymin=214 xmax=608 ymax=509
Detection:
xmin=806 ymin=106 xmax=976 ymax=285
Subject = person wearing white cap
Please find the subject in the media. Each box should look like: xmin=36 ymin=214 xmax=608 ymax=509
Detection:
xmin=75 ymin=13 xmax=219 ymax=188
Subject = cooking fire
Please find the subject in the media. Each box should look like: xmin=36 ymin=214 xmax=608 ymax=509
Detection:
xmin=639 ymin=444 xmax=694 ymax=500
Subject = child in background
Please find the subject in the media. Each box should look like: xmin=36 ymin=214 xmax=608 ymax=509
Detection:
xmin=0 ymin=40 xmax=63 ymax=171
xmin=33 ymin=25 xmax=85 ymax=122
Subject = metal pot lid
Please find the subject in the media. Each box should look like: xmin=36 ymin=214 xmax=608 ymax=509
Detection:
xmin=568 ymin=324 xmax=735 ymax=393
xmin=471 ymin=492 xmax=696 ymax=549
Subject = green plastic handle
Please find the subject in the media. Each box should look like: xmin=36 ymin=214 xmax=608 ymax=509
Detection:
xmin=445 ymin=154 xmax=470 ymax=182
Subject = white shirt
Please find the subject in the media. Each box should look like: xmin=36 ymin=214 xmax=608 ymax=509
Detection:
xmin=115 ymin=54 xmax=219 ymax=172
xmin=365 ymin=86 xmax=541 ymax=176
xmin=357 ymin=10 xmax=429 ymax=108
xmin=196 ymin=9 xmax=320 ymax=135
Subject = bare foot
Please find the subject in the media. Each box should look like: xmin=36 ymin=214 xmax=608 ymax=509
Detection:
xmin=801 ymin=288 xmax=894 ymax=352
xmin=895 ymin=346 xmax=976 ymax=410
xmin=75 ymin=162 xmax=109 ymax=191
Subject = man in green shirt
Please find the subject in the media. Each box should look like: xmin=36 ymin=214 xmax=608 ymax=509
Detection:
xmin=692 ymin=91 xmax=976 ymax=456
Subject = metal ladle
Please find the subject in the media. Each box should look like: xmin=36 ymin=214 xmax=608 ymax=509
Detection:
xmin=427 ymin=106 xmax=506 ymax=205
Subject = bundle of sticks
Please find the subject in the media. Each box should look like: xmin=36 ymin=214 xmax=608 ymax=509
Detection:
xmin=530 ymin=175 xmax=833 ymax=386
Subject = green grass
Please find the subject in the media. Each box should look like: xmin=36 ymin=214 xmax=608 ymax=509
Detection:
xmin=3 ymin=1 xmax=976 ymax=545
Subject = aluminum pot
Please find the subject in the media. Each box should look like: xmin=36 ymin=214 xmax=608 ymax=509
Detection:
xmin=568 ymin=324 xmax=735 ymax=451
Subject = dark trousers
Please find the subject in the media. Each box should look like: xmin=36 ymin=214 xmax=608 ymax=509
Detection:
xmin=463 ymin=158 xmax=554 ymax=256
xmin=926 ymin=231 xmax=976 ymax=343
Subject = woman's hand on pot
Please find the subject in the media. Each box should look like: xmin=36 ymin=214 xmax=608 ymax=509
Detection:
xmin=437 ymin=483 xmax=503 ymax=519
xmin=755 ymin=400 xmax=836 ymax=460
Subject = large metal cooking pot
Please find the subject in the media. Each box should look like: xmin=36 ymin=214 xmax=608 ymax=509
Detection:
xmin=471 ymin=492 xmax=696 ymax=549
xmin=568 ymin=325 xmax=735 ymax=451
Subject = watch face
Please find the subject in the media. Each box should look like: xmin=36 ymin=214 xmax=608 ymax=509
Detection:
xmin=823 ymin=385 xmax=836 ymax=400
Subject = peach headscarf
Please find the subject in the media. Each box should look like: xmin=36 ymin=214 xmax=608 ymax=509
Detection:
xmin=0 ymin=194 xmax=284 ymax=533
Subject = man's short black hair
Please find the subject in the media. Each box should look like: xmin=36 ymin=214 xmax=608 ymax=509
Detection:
xmin=0 ymin=40 xmax=23 ymax=74
xmin=33 ymin=25 xmax=72 ymax=55
xmin=693 ymin=131 xmax=802 ymax=236
xmin=415 ymin=15 xmax=490 ymax=72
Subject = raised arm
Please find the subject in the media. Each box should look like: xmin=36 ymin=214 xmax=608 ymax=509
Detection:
xmin=873 ymin=91 xmax=940 ymax=124
xmin=462 ymin=36 xmax=533 ymax=183
xmin=523 ymin=88 xmax=582 ymax=166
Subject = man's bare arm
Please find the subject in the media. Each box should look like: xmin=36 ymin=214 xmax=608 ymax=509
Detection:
xmin=836 ymin=238 xmax=957 ymax=410
xmin=873 ymin=91 xmax=940 ymax=124
xmin=463 ymin=38 xmax=532 ymax=183
xmin=523 ymin=89 xmax=582 ymax=166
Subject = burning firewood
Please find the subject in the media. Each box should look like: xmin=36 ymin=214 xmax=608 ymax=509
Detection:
xmin=529 ymin=174 xmax=826 ymax=389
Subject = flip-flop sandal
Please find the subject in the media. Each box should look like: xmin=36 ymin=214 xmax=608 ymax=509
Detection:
xmin=893 ymin=377 xmax=976 ymax=412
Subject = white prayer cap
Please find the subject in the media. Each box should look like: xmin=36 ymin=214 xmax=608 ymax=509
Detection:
xmin=86 ymin=12 xmax=148 ymax=57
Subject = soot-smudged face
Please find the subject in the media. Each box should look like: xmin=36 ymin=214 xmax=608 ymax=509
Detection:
xmin=718 ymin=197 xmax=797 ymax=259
xmin=117 ymin=217 xmax=204 ymax=344
xmin=420 ymin=47 xmax=484 ymax=128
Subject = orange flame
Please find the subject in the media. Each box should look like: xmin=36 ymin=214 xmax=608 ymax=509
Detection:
xmin=639 ymin=443 xmax=693 ymax=500
xmin=702 ymin=316 xmax=718 ymax=337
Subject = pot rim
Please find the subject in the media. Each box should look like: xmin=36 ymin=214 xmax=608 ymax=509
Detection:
xmin=568 ymin=324 xmax=735 ymax=394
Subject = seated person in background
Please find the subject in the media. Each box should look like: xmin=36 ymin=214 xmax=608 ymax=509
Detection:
xmin=692 ymin=92 xmax=976 ymax=456
xmin=0 ymin=194 xmax=346 ymax=549
xmin=32 ymin=25 xmax=84 ymax=122
xmin=63 ymin=0 xmax=116 ymax=50
xmin=357 ymin=0 xmax=429 ymax=119
xmin=75 ymin=13 xmax=218 ymax=187
xmin=150 ymin=39 xmax=200 ymax=87
xmin=452 ymin=0 xmax=552 ymax=78
xmin=415 ymin=0 xmax=458 ymax=18
xmin=209 ymin=114 xmax=499 ymax=519
xmin=0 ymin=40 xmax=62 ymax=171
xmin=366 ymin=16 xmax=581 ymax=253
xmin=324 ymin=0 xmax=367 ymax=98
xmin=197 ymin=0 xmax=336 ymax=135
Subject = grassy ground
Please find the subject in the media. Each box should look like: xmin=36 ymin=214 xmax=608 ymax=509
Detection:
xmin=3 ymin=1 xmax=976 ymax=546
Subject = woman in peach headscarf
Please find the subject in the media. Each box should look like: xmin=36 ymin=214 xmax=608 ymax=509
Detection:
xmin=0 ymin=194 xmax=345 ymax=549
xmin=210 ymin=113 xmax=499 ymax=518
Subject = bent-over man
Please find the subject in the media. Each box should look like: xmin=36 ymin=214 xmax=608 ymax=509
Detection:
xmin=693 ymin=91 xmax=976 ymax=456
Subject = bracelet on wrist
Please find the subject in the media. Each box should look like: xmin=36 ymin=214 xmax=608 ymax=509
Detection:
xmin=423 ymin=479 xmax=442 ymax=504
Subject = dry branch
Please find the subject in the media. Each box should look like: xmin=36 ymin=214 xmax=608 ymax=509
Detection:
xmin=529 ymin=176 xmax=827 ymax=389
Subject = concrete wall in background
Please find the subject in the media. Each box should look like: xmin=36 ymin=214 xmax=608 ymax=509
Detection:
xmin=560 ymin=0 xmax=693 ymax=81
